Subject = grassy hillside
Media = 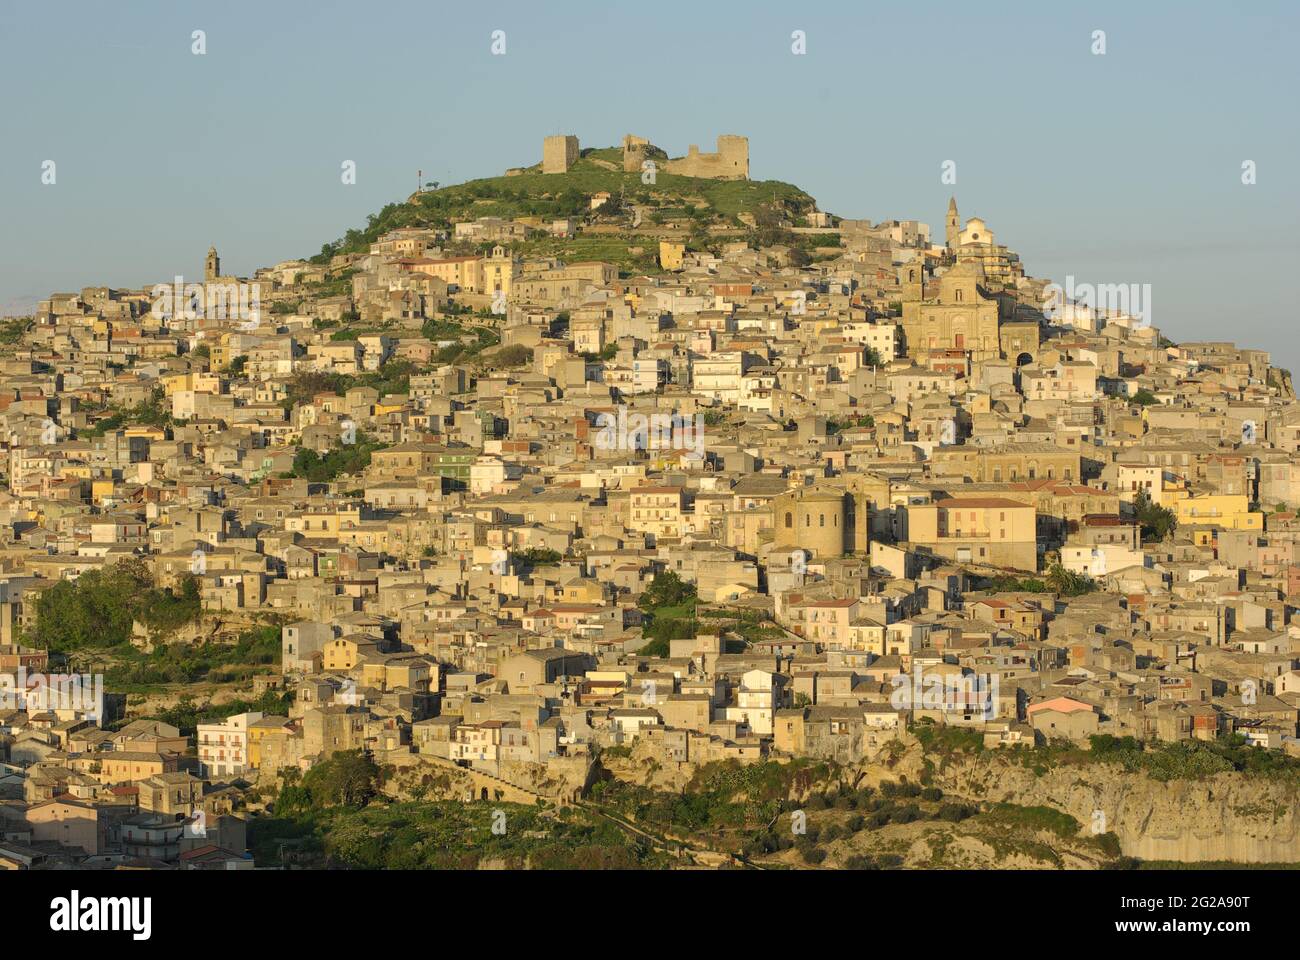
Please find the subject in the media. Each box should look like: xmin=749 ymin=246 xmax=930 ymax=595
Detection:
xmin=309 ymin=146 xmax=817 ymax=265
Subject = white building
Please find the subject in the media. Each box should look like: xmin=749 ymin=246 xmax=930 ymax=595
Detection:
xmin=197 ymin=711 xmax=263 ymax=779
xmin=725 ymin=668 xmax=777 ymax=736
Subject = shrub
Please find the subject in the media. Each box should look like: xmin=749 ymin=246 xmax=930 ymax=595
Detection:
xmin=799 ymin=846 xmax=827 ymax=865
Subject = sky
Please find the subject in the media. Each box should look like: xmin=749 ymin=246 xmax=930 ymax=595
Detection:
xmin=1 ymin=0 xmax=1297 ymax=366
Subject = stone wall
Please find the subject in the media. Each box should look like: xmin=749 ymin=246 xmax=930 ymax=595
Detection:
xmin=620 ymin=133 xmax=749 ymax=181
xmin=542 ymin=135 xmax=579 ymax=174
xmin=664 ymin=135 xmax=749 ymax=180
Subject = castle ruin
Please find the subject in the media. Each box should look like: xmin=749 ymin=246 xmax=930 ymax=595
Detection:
xmin=542 ymin=134 xmax=580 ymax=174
xmin=538 ymin=133 xmax=749 ymax=180
xmin=661 ymin=135 xmax=749 ymax=180
xmin=624 ymin=133 xmax=749 ymax=180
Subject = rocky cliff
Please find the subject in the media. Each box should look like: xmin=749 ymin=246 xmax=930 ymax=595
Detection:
xmin=908 ymin=749 xmax=1300 ymax=863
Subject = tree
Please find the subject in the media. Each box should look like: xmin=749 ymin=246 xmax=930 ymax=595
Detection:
xmin=491 ymin=345 xmax=533 ymax=368
xmin=1134 ymin=489 xmax=1176 ymax=543
xmin=303 ymin=750 xmax=380 ymax=809
xmin=1044 ymin=562 xmax=1096 ymax=597
xmin=290 ymin=435 xmax=383 ymax=483
xmin=1131 ymin=388 xmax=1158 ymax=406
xmin=637 ymin=636 xmax=670 ymax=658
xmin=514 ymin=547 xmax=562 ymax=567
xmin=638 ymin=570 xmax=696 ymax=611
xmin=26 ymin=557 xmax=187 ymax=651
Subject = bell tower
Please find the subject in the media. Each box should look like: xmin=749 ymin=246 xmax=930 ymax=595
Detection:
xmin=945 ymin=197 xmax=960 ymax=250
xmin=205 ymin=245 xmax=220 ymax=282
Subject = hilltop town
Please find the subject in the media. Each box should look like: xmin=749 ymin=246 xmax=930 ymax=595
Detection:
xmin=2 ymin=133 xmax=1299 ymax=871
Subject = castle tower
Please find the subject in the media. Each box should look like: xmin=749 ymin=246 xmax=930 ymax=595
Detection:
xmin=945 ymin=198 xmax=960 ymax=250
xmin=772 ymin=487 xmax=847 ymax=560
xmin=716 ymin=134 xmax=749 ymax=180
xmin=205 ymin=245 xmax=220 ymax=282
xmin=542 ymin=135 xmax=579 ymax=174
xmin=622 ymin=134 xmax=651 ymax=173
xmin=896 ymin=257 xmax=924 ymax=302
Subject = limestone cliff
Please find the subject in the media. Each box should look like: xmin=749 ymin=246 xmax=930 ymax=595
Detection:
xmin=907 ymin=749 xmax=1300 ymax=863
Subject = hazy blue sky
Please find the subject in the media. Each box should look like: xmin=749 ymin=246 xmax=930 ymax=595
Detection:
xmin=2 ymin=0 xmax=1297 ymax=365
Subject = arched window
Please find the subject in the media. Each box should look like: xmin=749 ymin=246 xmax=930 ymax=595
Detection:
xmin=784 ymin=512 xmax=793 ymax=529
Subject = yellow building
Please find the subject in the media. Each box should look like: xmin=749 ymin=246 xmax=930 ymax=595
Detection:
xmin=659 ymin=241 xmax=686 ymax=271
xmin=628 ymin=486 xmax=684 ymax=542
xmin=772 ymin=487 xmax=848 ymax=560
xmin=900 ymin=262 xmax=999 ymax=362
xmin=247 ymin=716 xmax=294 ymax=769
xmin=481 ymin=245 xmax=515 ymax=298
xmin=209 ymin=337 xmax=234 ymax=371
xmin=1174 ymin=494 xmax=1261 ymax=531
xmin=405 ymin=255 xmax=483 ymax=291
xmin=323 ymin=637 xmax=379 ymax=672
xmin=91 ymin=478 xmax=116 ymax=505
xmin=96 ymin=752 xmax=178 ymax=785
xmin=907 ymin=497 xmax=1037 ymax=571
xmin=403 ymin=247 xmax=513 ymax=297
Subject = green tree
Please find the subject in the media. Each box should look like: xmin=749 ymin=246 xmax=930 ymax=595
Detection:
xmin=514 ymin=547 xmax=562 ymax=567
xmin=28 ymin=558 xmax=154 ymax=650
xmin=1044 ymin=562 xmax=1096 ymax=597
xmin=492 ymin=345 xmax=533 ymax=368
xmin=302 ymin=750 xmax=380 ymax=809
xmin=638 ymin=570 xmax=696 ymax=611
xmin=1134 ymin=489 xmax=1176 ymax=543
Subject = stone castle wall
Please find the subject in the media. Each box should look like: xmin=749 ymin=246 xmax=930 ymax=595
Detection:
xmin=663 ymin=135 xmax=749 ymax=180
xmin=543 ymin=135 xmax=579 ymax=174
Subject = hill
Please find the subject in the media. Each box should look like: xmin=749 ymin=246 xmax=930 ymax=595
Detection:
xmin=308 ymin=146 xmax=818 ymax=267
